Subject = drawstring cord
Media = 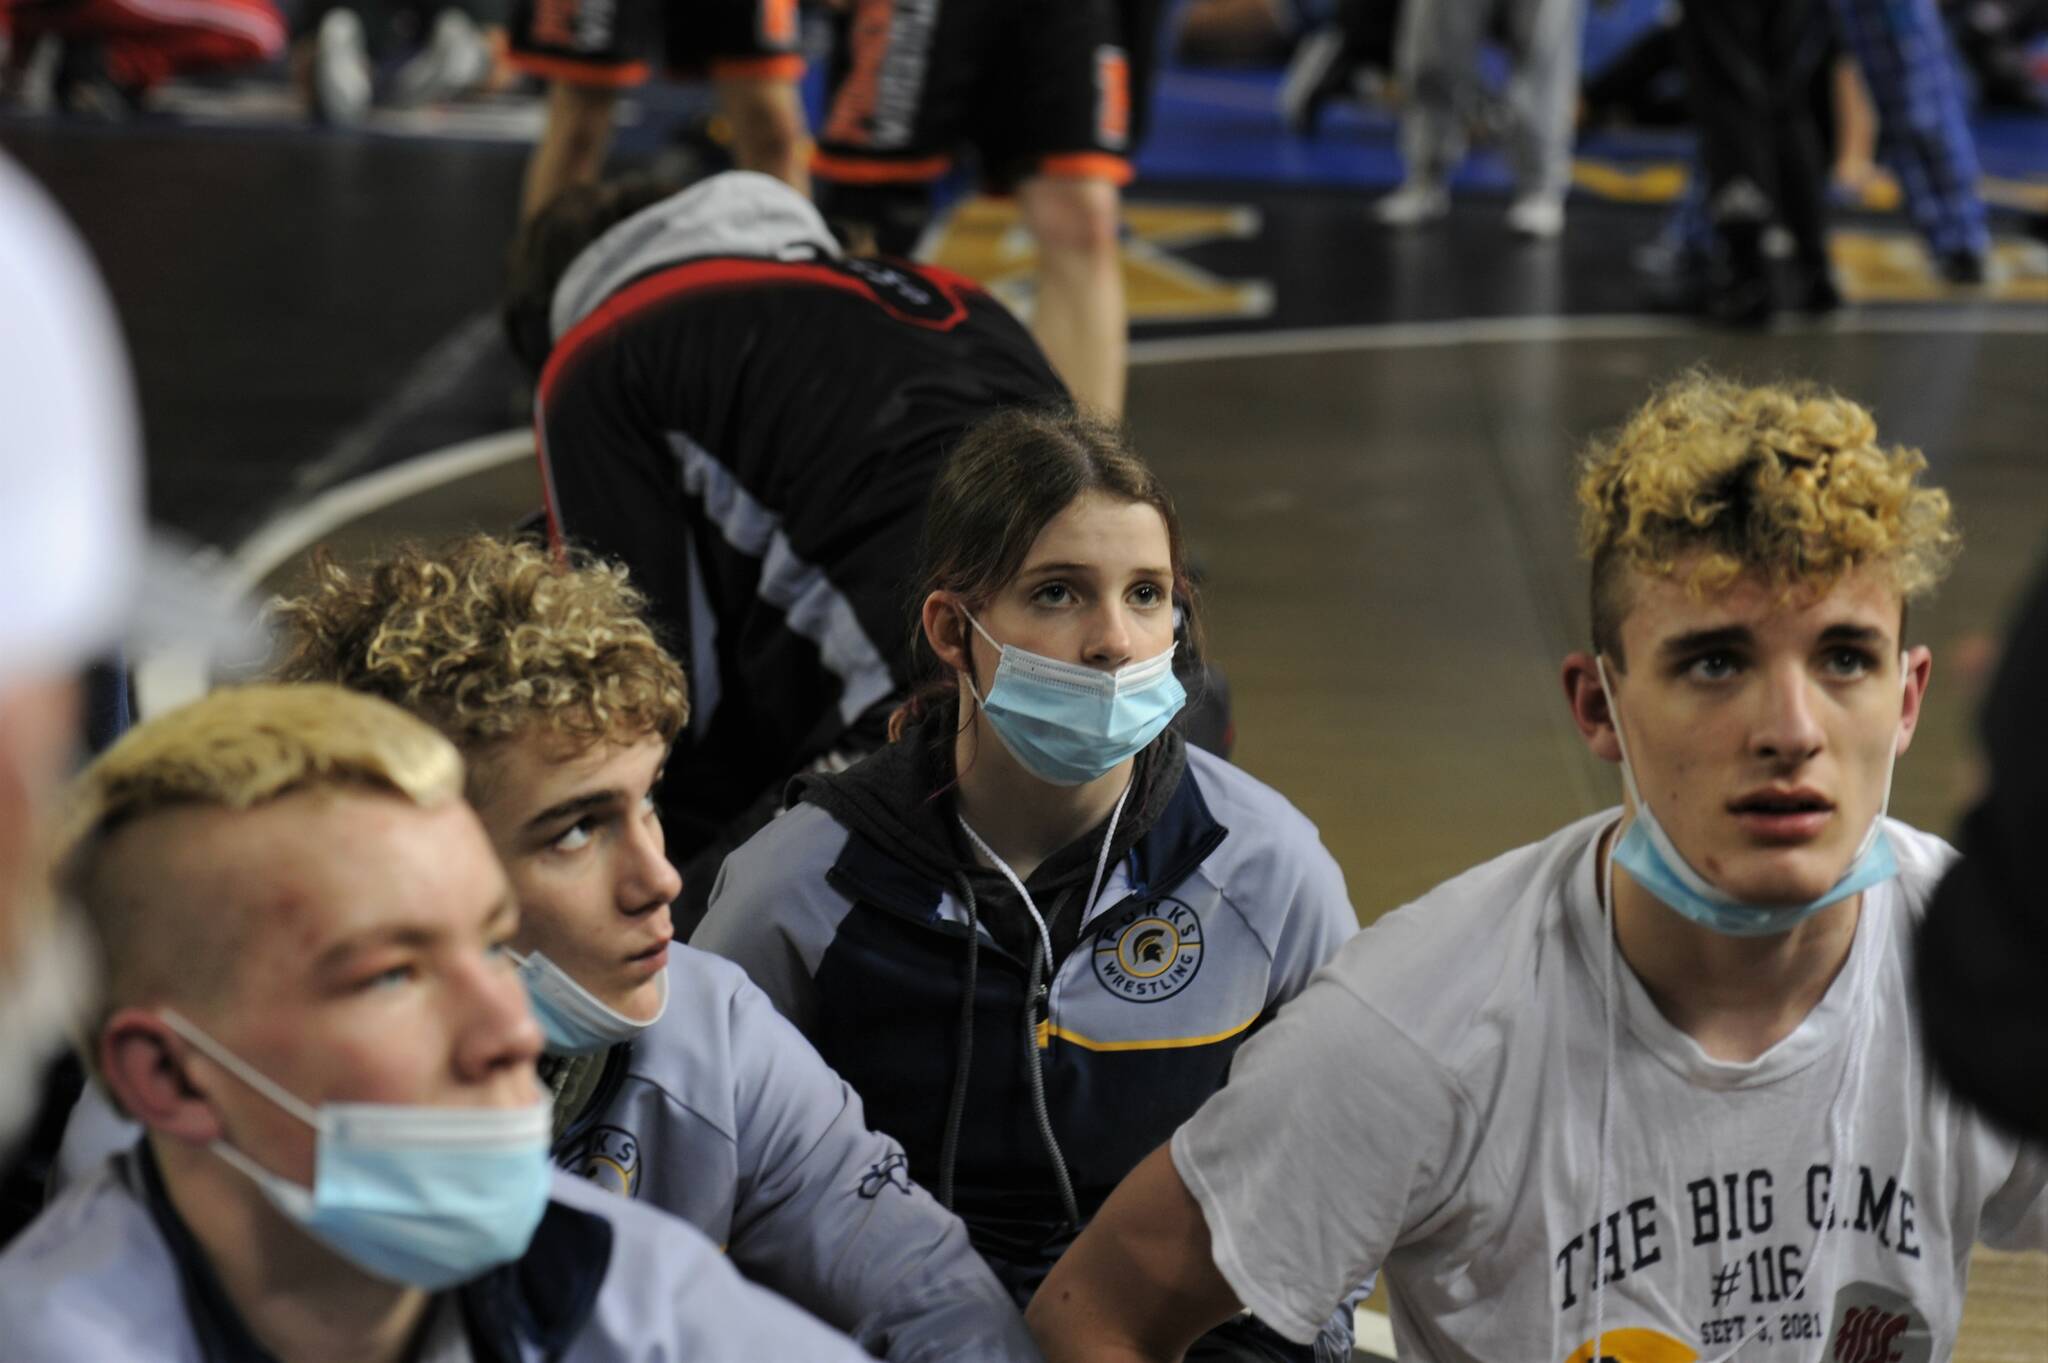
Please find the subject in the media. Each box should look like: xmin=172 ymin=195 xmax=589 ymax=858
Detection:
xmin=957 ymin=778 xmax=1134 ymax=1231
xmin=1024 ymin=926 xmax=1082 ymax=1229
xmin=937 ymin=872 xmax=981 ymax=1211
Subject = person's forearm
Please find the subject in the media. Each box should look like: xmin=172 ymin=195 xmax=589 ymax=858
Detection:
xmin=1026 ymin=1277 xmax=1187 ymax=1363
xmin=1025 ymin=1143 xmax=1242 ymax=1363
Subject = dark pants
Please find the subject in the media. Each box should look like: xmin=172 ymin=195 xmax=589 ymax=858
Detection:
xmin=1678 ymin=0 xmax=1832 ymax=268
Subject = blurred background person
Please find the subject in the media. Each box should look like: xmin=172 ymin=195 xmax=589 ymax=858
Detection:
xmin=1372 ymin=0 xmax=1585 ymax=237
xmin=1831 ymin=0 xmax=1994 ymax=284
xmin=296 ymin=0 xmax=506 ymax=127
xmin=1918 ymin=547 xmax=2048 ymax=1144
xmin=1674 ymin=0 xmax=1834 ymax=323
xmin=810 ymin=0 xmax=1147 ymax=415
xmin=0 ymin=151 xmax=141 ymax=1206
xmin=0 ymin=0 xmax=282 ymax=113
xmin=509 ymin=0 xmax=807 ymax=220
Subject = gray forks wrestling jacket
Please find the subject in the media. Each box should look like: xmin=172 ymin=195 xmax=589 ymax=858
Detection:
xmin=694 ymin=734 xmax=1365 ymax=1361
xmin=551 ymin=943 xmax=1040 ymax=1363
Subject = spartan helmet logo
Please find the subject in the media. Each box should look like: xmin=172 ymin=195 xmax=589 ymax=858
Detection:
xmin=1093 ymin=897 xmax=1204 ymax=1002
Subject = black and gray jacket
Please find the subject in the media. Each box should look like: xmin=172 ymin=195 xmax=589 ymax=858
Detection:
xmin=693 ymin=714 xmax=1364 ymax=1358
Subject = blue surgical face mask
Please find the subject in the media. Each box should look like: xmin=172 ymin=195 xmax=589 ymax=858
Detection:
xmin=508 ymin=948 xmax=668 ymax=1055
xmin=963 ymin=612 xmax=1187 ymax=786
xmin=160 ymin=1009 xmax=553 ymax=1290
xmin=1595 ymin=653 xmax=1907 ymax=937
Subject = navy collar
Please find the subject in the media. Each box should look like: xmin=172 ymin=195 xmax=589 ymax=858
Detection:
xmin=829 ymin=760 xmax=1228 ymax=937
xmin=126 ymin=1142 xmax=611 ymax=1363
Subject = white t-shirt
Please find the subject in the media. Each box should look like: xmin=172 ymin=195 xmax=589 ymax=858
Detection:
xmin=1173 ymin=811 xmax=2048 ymax=1363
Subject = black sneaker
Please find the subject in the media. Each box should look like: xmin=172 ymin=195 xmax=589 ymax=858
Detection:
xmin=1935 ymin=249 xmax=1990 ymax=287
xmin=1791 ymin=264 xmax=1844 ymax=316
xmin=1705 ymin=221 xmax=1774 ymax=328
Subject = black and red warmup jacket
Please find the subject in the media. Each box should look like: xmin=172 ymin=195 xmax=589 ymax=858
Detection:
xmin=535 ymin=250 xmax=1067 ymax=886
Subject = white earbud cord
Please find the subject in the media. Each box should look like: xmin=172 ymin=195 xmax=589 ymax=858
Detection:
xmin=958 ymin=776 xmax=1133 ymax=980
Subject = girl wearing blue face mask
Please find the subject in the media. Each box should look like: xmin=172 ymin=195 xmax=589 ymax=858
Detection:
xmin=693 ymin=405 xmax=1366 ymax=1363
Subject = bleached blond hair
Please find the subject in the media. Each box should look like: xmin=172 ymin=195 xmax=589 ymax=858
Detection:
xmin=1578 ymin=373 xmax=1959 ymax=664
xmin=55 ymin=683 xmax=464 ymax=1017
xmin=268 ymin=535 xmax=687 ymax=792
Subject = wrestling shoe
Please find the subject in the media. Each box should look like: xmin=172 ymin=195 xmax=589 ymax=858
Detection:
xmin=1505 ymin=192 xmax=1564 ymax=239
xmin=389 ymin=9 xmax=492 ymax=107
xmin=311 ymin=9 xmax=372 ymax=127
xmin=1373 ymin=179 xmax=1449 ymax=228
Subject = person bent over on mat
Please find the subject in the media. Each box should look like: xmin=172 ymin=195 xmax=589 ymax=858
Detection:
xmin=505 ymin=170 xmax=1073 ymax=933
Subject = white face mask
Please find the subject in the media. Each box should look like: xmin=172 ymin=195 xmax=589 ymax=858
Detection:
xmin=159 ymin=1009 xmax=554 ymax=1291
xmin=962 ymin=612 xmax=1186 ymax=787
xmin=507 ymin=948 xmax=668 ymax=1055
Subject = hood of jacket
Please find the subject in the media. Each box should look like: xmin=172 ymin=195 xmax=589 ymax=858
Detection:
xmin=791 ymin=697 xmax=1187 ymax=967
xmin=549 ymin=171 xmax=841 ymax=341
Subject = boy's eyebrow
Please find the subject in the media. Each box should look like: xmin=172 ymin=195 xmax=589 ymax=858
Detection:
xmin=523 ymin=790 xmax=619 ymax=831
xmin=313 ymin=923 xmax=436 ymax=974
xmin=1656 ymin=625 xmax=1753 ymax=658
xmin=1819 ymin=623 xmax=1890 ymax=647
xmin=310 ymin=892 xmax=518 ymax=975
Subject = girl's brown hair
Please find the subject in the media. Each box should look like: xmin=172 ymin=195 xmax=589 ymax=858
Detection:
xmin=892 ymin=404 xmax=1203 ymax=739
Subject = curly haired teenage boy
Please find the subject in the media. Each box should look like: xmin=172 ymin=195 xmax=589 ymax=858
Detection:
xmin=59 ymin=537 xmax=1039 ymax=1362
xmin=1028 ymin=375 xmax=2048 ymax=1363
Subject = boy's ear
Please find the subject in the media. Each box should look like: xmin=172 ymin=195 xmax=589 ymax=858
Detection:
xmin=1561 ymin=651 xmax=1623 ymax=764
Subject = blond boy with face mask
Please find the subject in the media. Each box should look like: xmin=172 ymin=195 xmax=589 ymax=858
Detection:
xmin=1026 ymin=375 xmax=2047 ymax=1363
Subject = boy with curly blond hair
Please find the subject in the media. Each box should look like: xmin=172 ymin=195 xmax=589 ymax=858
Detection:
xmin=1027 ymin=375 xmax=2047 ymax=1363
xmin=61 ymin=535 xmax=1040 ymax=1362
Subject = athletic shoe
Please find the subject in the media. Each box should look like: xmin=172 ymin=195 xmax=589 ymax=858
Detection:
xmin=1505 ymin=192 xmax=1564 ymax=239
xmin=1935 ymin=249 xmax=1991 ymax=287
xmin=1372 ymin=180 xmax=1450 ymax=228
xmin=1704 ymin=221 xmax=1773 ymax=328
xmin=311 ymin=9 xmax=372 ymax=128
xmin=1790 ymin=263 xmax=1844 ymax=316
xmin=389 ymin=9 xmax=492 ymax=108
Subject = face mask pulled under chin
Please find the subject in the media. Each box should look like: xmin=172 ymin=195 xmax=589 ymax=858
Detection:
xmin=509 ymin=947 xmax=668 ymax=1055
xmin=1594 ymin=654 xmax=1906 ymax=937
xmin=157 ymin=1009 xmax=553 ymax=1291
xmin=962 ymin=611 xmax=1187 ymax=786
